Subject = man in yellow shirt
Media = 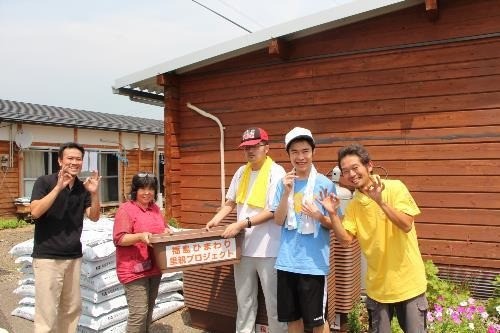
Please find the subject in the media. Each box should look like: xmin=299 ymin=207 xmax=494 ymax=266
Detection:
xmin=318 ymin=143 xmax=428 ymax=333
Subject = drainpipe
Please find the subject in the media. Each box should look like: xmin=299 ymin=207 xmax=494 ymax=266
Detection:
xmin=9 ymin=124 xmax=14 ymax=168
xmin=186 ymin=103 xmax=225 ymax=207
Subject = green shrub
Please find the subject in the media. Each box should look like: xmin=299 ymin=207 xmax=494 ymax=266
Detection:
xmin=0 ymin=218 xmax=28 ymax=230
xmin=168 ymin=217 xmax=180 ymax=229
xmin=486 ymin=275 xmax=500 ymax=317
xmin=391 ymin=317 xmax=403 ymax=333
xmin=347 ymin=300 xmax=368 ymax=333
xmin=425 ymin=260 xmax=470 ymax=308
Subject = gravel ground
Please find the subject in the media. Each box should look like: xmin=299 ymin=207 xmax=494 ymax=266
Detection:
xmin=0 ymin=225 xmax=211 ymax=333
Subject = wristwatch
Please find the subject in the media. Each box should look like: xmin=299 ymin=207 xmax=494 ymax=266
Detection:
xmin=245 ymin=217 xmax=252 ymax=228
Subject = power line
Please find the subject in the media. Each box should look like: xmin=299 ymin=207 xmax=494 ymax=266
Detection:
xmin=191 ymin=0 xmax=252 ymax=33
xmin=215 ymin=0 xmax=265 ymax=30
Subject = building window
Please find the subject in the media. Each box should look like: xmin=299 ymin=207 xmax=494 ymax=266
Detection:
xmin=24 ymin=148 xmax=119 ymax=203
xmin=82 ymin=151 xmax=119 ymax=203
xmin=99 ymin=152 xmax=119 ymax=202
xmin=23 ymin=149 xmax=58 ymax=197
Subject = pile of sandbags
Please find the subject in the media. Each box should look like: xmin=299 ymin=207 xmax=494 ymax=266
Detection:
xmin=10 ymin=238 xmax=36 ymax=321
xmin=10 ymin=217 xmax=185 ymax=333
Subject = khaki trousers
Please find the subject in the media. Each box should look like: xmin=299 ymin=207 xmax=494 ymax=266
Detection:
xmin=33 ymin=258 xmax=82 ymax=333
xmin=123 ymin=276 xmax=161 ymax=333
xmin=233 ymin=256 xmax=287 ymax=333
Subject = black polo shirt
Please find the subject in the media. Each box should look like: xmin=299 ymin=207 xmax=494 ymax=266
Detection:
xmin=31 ymin=173 xmax=91 ymax=259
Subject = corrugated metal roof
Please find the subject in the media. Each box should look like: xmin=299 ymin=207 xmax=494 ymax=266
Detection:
xmin=0 ymin=99 xmax=164 ymax=135
xmin=113 ymin=0 xmax=422 ymax=105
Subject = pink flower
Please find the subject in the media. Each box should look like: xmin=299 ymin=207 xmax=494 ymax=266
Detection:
xmin=480 ymin=311 xmax=489 ymax=319
xmin=434 ymin=304 xmax=443 ymax=312
xmin=426 ymin=312 xmax=434 ymax=323
xmin=468 ymin=297 xmax=475 ymax=305
xmin=451 ymin=311 xmax=461 ymax=324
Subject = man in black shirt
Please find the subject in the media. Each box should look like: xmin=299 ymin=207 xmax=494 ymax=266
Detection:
xmin=30 ymin=142 xmax=101 ymax=333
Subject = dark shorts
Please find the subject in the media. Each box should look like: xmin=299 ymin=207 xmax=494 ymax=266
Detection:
xmin=366 ymin=293 xmax=428 ymax=333
xmin=277 ymin=270 xmax=327 ymax=328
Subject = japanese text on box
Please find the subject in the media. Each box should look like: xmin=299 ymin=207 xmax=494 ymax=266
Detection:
xmin=165 ymin=238 xmax=237 ymax=268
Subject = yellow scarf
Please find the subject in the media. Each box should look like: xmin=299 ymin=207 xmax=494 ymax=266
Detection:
xmin=235 ymin=156 xmax=273 ymax=208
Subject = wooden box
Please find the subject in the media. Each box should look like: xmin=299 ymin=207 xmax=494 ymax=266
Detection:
xmin=150 ymin=226 xmax=243 ymax=273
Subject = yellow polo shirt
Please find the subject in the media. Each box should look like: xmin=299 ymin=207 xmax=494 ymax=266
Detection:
xmin=342 ymin=179 xmax=427 ymax=303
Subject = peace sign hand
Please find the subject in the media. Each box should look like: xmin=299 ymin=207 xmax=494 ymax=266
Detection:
xmin=363 ymin=175 xmax=385 ymax=203
xmin=282 ymin=168 xmax=297 ymax=194
xmin=83 ymin=170 xmax=101 ymax=194
xmin=56 ymin=166 xmax=74 ymax=190
xmin=316 ymin=187 xmax=341 ymax=215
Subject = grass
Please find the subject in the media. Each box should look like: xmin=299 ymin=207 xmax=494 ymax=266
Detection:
xmin=0 ymin=218 xmax=29 ymax=230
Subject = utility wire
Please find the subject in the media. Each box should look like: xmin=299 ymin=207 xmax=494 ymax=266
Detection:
xmin=191 ymin=0 xmax=252 ymax=33
xmin=215 ymin=0 xmax=265 ymax=29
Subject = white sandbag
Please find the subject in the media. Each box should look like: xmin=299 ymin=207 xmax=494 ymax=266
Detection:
xmin=158 ymin=279 xmax=183 ymax=294
xmin=152 ymin=300 xmax=184 ymax=321
xmin=81 ymin=256 xmax=116 ymax=278
xmin=9 ymin=238 xmax=34 ymax=257
xmin=160 ymin=271 xmax=183 ymax=281
xmin=82 ymin=239 xmax=116 ymax=262
xmin=11 ymin=305 xmax=35 ymax=321
xmin=18 ymin=297 xmax=35 ymax=306
xmin=81 ymin=284 xmax=125 ymax=304
xmin=77 ymin=320 xmax=127 ymax=333
xmin=82 ymin=217 xmax=115 ymax=233
xmin=78 ymin=307 xmax=128 ymax=331
xmin=155 ymin=291 xmax=184 ymax=304
xmin=13 ymin=284 xmax=35 ymax=297
xmin=81 ymin=228 xmax=112 ymax=245
xmin=80 ymin=269 xmax=120 ymax=292
xmin=17 ymin=273 xmax=35 ymax=286
xmin=14 ymin=255 xmax=32 ymax=265
xmin=81 ymin=295 xmax=127 ymax=317
xmin=101 ymin=321 xmax=127 ymax=333
xmin=19 ymin=263 xmax=33 ymax=274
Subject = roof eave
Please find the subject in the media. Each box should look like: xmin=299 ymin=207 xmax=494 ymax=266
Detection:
xmin=112 ymin=0 xmax=422 ymax=100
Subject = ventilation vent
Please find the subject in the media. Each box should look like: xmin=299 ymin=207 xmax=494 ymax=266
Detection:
xmin=436 ymin=264 xmax=499 ymax=300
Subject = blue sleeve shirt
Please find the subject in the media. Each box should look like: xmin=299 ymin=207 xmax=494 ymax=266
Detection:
xmin=271 ymin=172 xmax=336 ymax=275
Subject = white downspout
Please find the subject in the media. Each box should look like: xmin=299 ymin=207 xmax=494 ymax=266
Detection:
xmin=186 ymin=103 xmax=225 ymax=206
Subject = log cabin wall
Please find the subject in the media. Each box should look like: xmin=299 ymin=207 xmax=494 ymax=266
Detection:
xmin=0 ymin=140 xmax=20 ymax=216
xmin=166 ymin=0 xmax=499 ymax=272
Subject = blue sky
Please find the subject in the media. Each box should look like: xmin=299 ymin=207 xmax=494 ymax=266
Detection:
xmin=0 ymin=0 xmax=351 ymax=120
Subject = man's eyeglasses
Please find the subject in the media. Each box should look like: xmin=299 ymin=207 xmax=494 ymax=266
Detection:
xmin=242 ymin=143 xmax=266 ymax=151
xmin=137 ymin=172 xmax=156 ymax=178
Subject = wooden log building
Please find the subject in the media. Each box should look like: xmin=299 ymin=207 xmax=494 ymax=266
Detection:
xmin=113 ymin=0 xmax=500 ymax=330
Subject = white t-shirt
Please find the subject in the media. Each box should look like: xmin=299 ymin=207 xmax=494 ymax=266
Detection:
xmin=226 ymin=162 xmax=285 ymax=257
